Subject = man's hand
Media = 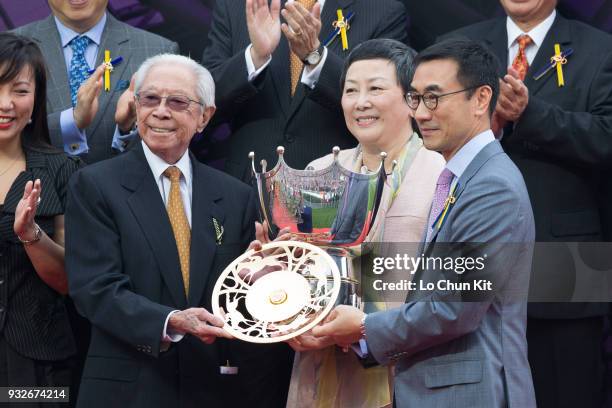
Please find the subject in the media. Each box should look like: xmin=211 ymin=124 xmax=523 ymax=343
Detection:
xmin=495 ymin=66 xmax=529 ymax=124
xmin=73 ymin=63 xmax=105 ymax=130
xmin=281 ymin=2 xmax=322 ymax=62
xmin=115 ymin=75 xmax=136 ymax=133
xmin=247 ymin=0 xmax=282 ymax=69
xmin=168 ymin=308 xmax=233 ymax=344
xmin=311 ymin=305 xmax=365 ymax=346
xmin=286 ymin=330 xmax=335 ymax=352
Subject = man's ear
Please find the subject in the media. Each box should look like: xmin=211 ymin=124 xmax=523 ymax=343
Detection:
xmin=198 ymin=106 xmax=216 ymax=133
xmin=474 ymin=85 xmax=493 ymax=117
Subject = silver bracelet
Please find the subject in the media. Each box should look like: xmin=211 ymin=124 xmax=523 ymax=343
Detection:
xmin=18 ymin=223 xmax=42 ymax=246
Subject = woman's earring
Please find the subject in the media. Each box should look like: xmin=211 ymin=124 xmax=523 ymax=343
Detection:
xmin=27 ymin=118 xmax=32 ymax=124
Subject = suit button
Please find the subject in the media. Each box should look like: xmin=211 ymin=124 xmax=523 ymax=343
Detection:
xmin=285 ymin=134 xmax=295 ymax=143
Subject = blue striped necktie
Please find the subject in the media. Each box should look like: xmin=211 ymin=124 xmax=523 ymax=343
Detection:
xmin=69 ymin=35 xmax=92 ymax=107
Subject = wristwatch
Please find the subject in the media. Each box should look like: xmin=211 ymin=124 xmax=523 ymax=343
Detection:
xmin=18 ymin=223 xmax=42 ymax=246
xmin=302 ymin=45 xmax=325 ymax=66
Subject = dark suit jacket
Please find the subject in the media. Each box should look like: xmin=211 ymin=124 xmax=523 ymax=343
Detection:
xmin=443 ymin=13 xmax=612 ymax=318
xmin=65 ymin=143 xmax=289 ymax=407
xmin=202 ymin=0 xmax=408 ymax=180
xmin=0 ymin=148 xmax=80 ymax=362
xmin=14 ymin=13 xmax=178 ymax=164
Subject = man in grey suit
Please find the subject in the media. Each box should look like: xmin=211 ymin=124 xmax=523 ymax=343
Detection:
xmin=14 ymin=0 xmax=178 ymax=164
xmin=312 ymin=39 xmax=536 ymax=407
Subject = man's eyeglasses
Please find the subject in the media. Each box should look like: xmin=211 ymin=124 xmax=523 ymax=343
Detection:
xmin=135 ymin=92 xmax=203 ymax=112
xmin=404 ymin=85 xmax=482 ymax=111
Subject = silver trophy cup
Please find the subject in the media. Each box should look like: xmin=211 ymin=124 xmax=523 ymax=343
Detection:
xmin=211 ymin=147 xmax=388 ymax=343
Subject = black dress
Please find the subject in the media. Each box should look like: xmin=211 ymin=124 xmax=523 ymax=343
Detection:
xmin=0 ymin=148 xmax=80 ymax=406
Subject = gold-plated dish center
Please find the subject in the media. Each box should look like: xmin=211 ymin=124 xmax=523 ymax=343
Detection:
xmin=269 ymin=289 xmax=288 ymax=305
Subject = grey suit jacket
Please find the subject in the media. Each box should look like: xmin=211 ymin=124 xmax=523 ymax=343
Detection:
xmin=365 ymin=141 xmax=537 ymax=408
xmin=14 ymin=13 xmax=178 ymax=164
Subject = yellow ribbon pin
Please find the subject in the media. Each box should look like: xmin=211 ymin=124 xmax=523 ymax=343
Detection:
xmin=103 ymin=50 xmax=111 ymax=91
xmin=551 ymin=43 xmax=567 ymax=87
xmin=436 ymin=184 xmax=457 ymax=230
xmin=335 ymin=9 xmax=349 ymax=50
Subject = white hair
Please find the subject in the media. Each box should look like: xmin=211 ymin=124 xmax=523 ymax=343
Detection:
xmin=133 ymin=53 xmax=215 ymax=108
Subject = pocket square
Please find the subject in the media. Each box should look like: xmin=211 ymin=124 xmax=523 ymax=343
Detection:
xmin=116 ymin=79 xmax=130 ymax=91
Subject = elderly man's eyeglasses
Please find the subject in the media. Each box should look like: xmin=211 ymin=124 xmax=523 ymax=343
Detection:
xmin=404 ymin=85 xmax=482 ymax=111
xmin=135 ymin=92 xmax=203 ymax=112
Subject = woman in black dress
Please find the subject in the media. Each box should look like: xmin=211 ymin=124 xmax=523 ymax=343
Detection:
xmin=0 ymin=32 xmax=80 ymax=400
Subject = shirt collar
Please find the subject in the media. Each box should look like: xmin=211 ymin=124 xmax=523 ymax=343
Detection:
xmin=445 ymin=129 xmax=495 ymax=179
xmin=506 ymin=9 xmax=556 ymax=49
xmin=54 ymin=12 xmax=107 ymax=48
xmin=141 ymin=140 xmax=192 ymax=185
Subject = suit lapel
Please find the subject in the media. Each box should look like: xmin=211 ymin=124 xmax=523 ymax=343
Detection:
xmin=320 ymin=0 xmax=355 ymax=54
xmin=88 ymin=14 xmax=131 ymax=138
xmin=421 ymin=141 xmax=504 ymax=254
xmin=188 ymin=158 xmax=224 ymax=306
xmin=524 ymin=14 xmax=571 ymax=94
xmin=122 ymin=145 xmax=187 ymax=308
xmin=483 ymin=18 xmax=509 ymax=76
xmin=285 ymin=0 xmax=354 ymax=122
xmin=33 ymin=15 xmax=71 ymax=113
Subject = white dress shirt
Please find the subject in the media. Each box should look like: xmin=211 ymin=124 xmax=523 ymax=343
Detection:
xmin=506 ymin=9 xmax=556 ymax=66
xmin=142 ymin=141 xmax=193 ymax=226
xmin=142 ymin=140 xmax=193 ymax=344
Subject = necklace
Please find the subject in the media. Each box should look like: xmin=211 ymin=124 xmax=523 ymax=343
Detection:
xmin=0 ymin=155 xmax=22 ymax=178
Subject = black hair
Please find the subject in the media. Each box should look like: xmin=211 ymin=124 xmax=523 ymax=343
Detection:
xmin=340 ymin=38 xmax=417 ymax=94
xmin=411 ymin=38 xmax=500 ymax=115
xmin=0 ymin=32 xmax=53 ymax=150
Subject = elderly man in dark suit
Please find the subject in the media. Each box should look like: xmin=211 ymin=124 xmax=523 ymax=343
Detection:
xmin=65 ymin=54 xmax=288 ymax=408
xmin=202 ymin=0 xmax=408 ymax=181
xmin=442 ymin=0 xmax=612 ymax=406
xmin=14 ymin=0 xmax=178 ymax=164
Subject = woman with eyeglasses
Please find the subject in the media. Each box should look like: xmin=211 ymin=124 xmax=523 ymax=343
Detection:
xmin=0 ymin=32 xmax=80 ymax=392
xmin=285 ymin=39 xmax=444 ymax=408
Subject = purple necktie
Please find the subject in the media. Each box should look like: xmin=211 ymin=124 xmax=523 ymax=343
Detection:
xmin=426 ymin=168 xmax=454 ymax=242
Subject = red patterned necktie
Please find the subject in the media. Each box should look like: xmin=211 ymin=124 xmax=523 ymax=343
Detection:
xmin=512 ymin=34 xmax=533 ymax=81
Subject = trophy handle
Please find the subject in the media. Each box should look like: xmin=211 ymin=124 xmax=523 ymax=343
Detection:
xmin=250 ymin=151 xmax=274 ymax=234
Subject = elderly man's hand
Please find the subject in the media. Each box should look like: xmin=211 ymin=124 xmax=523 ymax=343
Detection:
xmin=168 ymin=308 xmax=233 ymax=344
xmin=115 ymin=75 xmax=137 ymax=133
xmin=247 ymin=0 xmax=282 ymax=70
xmin=281 ymin=1 xmax=322 ymax=62
xmin=495 ymin=66 xmax=529 ymax=124
xmin=311 ymin=305 xmax=365 ymax=346
xmin=73 ymin=63 xmax=105 ymax=130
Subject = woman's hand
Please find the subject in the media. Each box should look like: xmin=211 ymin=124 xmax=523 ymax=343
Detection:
xmin=14 ymin=179 xmax=41 ymax=242
xmin=287 ymin=330 xmax=335 ymax=352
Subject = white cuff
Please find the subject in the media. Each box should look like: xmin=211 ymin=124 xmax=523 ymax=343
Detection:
xmin=245 ymin=44 xmax=272 ymax=82
xmin=301 ymin=47 xmax=328 ymax=89
xmin=60 ymin=108 xmax=88 ymax=155
xmin=162 ymin=310 xmax=185 ymax=342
